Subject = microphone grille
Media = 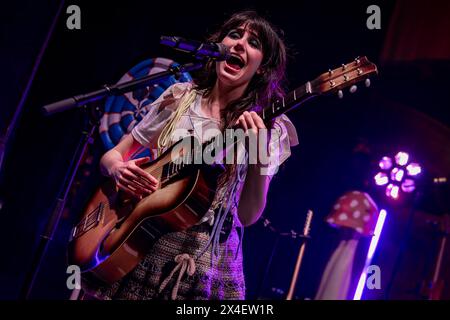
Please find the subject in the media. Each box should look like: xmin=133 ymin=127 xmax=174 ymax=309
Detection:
xmin=215 ymin=43 xmax=231 ymax=61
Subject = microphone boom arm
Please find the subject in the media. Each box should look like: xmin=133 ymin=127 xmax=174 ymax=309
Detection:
xmin=42 ymin=62 xmax=203 ymax=116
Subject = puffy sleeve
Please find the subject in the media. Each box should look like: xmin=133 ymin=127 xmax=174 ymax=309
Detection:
xmin=262 ymin=114 xmax=299 ymax=176
xmin=131 ymin=82 xmax=193 ymax=149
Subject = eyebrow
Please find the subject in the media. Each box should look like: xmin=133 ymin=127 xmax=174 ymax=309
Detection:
xmin=235 ymin=27 xmax=260 ymax=40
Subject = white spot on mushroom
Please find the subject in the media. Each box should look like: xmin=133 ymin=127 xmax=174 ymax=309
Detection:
xmin=350 ymin=200 xmax=359 ymax=208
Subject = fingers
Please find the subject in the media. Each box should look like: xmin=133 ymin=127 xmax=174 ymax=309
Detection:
xmin=236 ymin=115 xmax=248 ymax=132
xmin=244 ymin=112 xmax=257 ymax=135
xmin=133 ymin=156 xmax=150 ymax=166
xmin=118 ymin=175 xmax=153 ymax=195
xmin=129 ymin=165 xmax=158 ymax=185
xmin=249 ymin=112 xmax=269 ymax=151
xmin=235 ymin=111 xmax=266 ymax=134
xmin=116 ymin=182 xmax=135 ymax=196
xmin=130 ymin=158 xmax=159 ymax=185
xmin=249 ymin=111 xmax=266 ymax=129
xmin=112 ymin=157 xmax=159 ymax=199
xmin=116 ymin=181 xmax=149 ymax=199
xmin=121 ymin=169 xmax=157 ymax=192
xmin=234 ymin=111 xmax=270 ymax=166
xmin=118 ymin=167 xmax=157 ymax=189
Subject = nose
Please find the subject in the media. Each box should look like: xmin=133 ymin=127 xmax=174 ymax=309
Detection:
xmin=232 ymin=38 xmax=245 ymax=53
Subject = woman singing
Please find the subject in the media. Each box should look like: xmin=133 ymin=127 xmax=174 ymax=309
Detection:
xmin=82 ymin=10 xmax=298 ymax=300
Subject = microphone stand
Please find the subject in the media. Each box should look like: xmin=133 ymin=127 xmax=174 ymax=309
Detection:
xmin=20 ymin=61 xmax=204 ymax=299
xmin=286 ymin=210 xmax=313 ymax=300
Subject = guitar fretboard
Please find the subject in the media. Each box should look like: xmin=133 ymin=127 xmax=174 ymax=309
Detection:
xmin=261 ymin=81 xmax=315 ymax=122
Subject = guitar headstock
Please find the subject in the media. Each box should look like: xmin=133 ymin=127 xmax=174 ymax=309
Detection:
xmin=311 ymin=56 xmax=378 ymax=98
xmin=259 ymin=56 xmax=378 ymax=121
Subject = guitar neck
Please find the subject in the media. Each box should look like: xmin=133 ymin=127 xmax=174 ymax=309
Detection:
xmin=260 ymin=81 xmax=317 ymax=122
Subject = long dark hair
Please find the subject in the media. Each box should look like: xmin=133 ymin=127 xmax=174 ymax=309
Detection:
xmin=194 ymin=11 xmax=288 ymax=207
xmin=195 ymin=10 xmax=288 ymax=128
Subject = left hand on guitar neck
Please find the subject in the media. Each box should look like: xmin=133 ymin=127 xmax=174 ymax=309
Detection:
xmin=234 ymin=111 xmax=269 ymax=167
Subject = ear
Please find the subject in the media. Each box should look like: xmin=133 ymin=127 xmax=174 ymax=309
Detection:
xmin=256 ymin=67 xmax=264 ymax=75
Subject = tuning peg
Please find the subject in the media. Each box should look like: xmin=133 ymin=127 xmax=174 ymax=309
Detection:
xmin=365 ymin=78 xmax=371 ymax=87
xmin=338 ymin=90 xmax=344 ymax=99
xmin=350 ymin=85 xmax=358 ymax=93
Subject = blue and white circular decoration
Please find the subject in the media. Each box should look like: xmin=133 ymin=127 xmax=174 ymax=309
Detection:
xmin=99 ymin=57 xmax=192 ymax=157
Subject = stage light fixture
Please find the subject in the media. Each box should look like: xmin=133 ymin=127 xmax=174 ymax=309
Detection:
xmin=374 ymin=151 xmax=421 ymax=200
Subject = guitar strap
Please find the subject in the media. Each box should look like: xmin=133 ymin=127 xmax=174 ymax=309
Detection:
xmin=157 ymin=89 xmax=198 ymax=157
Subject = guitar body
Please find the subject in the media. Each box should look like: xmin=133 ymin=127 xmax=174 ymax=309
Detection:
xmin=68 ymin=138 xmax=220 ymax=284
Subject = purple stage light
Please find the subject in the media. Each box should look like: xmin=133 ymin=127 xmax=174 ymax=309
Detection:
xmin=386 ymin=183 xmax=399 ymax=199
xmin=374 ymin=151 xmax=421 ymax=200
xmin=401 ymin=179 xmax=416 ymax=193
xmin=390 ymin=167 xmax=404 ymax=182
xmin=353 ymin=209 xmax=387 ymax=300
xmin=395 ymin=152 xmax=409 ymax=166
xmin=406 ymin=163 xmax=421 ymax=176
xmin=379 ymin=156 xmax=393 ymax=170
xmin=374 ymin=172 xmax=389 ymax=186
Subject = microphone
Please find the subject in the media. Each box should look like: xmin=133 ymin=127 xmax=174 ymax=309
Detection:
xmin=160 ymin=36 xmax=230 ymax=61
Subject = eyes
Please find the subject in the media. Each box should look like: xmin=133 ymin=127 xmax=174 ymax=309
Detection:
xmin=227 ymin=29 xmax=261 ymax=49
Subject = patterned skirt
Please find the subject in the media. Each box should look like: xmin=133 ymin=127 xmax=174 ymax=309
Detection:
xmin=81 ymin=221 xmax=246 ymax=300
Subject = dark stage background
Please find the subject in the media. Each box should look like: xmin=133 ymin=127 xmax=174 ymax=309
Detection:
xmin=1 ymin=0 xmax=449 ymax=299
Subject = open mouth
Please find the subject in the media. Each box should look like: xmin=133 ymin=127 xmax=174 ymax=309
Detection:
xmin=225 ymin=54 xmax=245 ymax=71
